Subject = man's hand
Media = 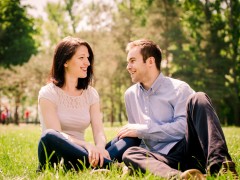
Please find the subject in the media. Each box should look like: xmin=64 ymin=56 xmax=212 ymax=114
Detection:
xmin=117 ymin=124 xmax=139 ymax=139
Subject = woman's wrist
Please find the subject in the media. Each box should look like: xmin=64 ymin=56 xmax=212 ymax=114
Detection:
xmin=96 ymin=142 xmax=106 ymax=149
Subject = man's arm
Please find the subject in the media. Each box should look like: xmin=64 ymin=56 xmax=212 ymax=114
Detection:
xmin=120 ymin=83 xmax=194 ymax=142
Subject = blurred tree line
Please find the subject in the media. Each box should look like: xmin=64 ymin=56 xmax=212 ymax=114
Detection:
xmin=0 ymin=0 xmax=239 ymax=126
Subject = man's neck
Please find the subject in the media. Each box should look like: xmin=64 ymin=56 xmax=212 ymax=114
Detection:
xmin=141 ymin=71 xmax=160 ymax=90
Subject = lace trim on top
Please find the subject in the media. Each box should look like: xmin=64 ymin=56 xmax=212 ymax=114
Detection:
xmin=55 ymin=86 xmax=88 ymax=109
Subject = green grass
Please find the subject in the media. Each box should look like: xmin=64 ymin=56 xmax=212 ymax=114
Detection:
xmin=0 ymin=124 xmax=239 ymax=180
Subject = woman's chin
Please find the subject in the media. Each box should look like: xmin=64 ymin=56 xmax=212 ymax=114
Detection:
xmin=78 ymin=75 xmax=87 ymax=78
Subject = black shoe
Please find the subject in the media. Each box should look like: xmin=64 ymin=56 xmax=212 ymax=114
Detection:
xmin=36 ymin=164 xmax=42 ymax=173
xmin=219 ymin=161 xmax=239 ymax=179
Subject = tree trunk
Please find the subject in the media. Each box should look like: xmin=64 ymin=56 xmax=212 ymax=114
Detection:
xmin=14 ymin=105 xmax=19 ymax=125
xmin=35 ymin=104 xmax=39 ymax=124
xmin=234 ymin=101 xmax=240 ymax=126
xmin=14 ymin=96 xmax=20 ymax=125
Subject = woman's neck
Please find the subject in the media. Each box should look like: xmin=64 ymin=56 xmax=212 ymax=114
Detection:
xmin=62 ymin=77 xmax=82 ymax=96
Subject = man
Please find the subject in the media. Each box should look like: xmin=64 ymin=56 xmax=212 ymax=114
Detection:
xmin=117 ymin=39 xmax=238 ymax=179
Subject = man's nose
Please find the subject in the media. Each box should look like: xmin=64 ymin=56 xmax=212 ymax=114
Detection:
xmin=126 ymin=63 xmax=131 ymax=70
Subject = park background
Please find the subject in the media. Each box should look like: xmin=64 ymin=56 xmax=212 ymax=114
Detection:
xmin=0 ymin=0 xmax=240 ymax=127
xmin=0 ymin=0 xmax=240 ymax=179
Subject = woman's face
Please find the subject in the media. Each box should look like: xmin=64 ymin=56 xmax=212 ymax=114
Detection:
xmin=64 ymin=45 xmax=90 ymax=78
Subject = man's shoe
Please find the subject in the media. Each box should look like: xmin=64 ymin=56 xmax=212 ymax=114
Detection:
xmin=219 ymin=161 xmax=239 ymax=179
xmin=121 ymin=165 xmax=133 ymax=177
xmin=180 ymin=169 xmax=206 ymax=180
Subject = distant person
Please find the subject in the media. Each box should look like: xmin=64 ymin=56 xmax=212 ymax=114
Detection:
xmin=1 ymin=110 xmax=6 ymax=124
xmin=37 ymin=37 xmax=140 ymax=172
xmin=118 ymin=39 xmax=238 ymax=179
xmin=24 ymin=109 xmax=30 ymax=123
xmin=0 ymin=106 xmax=9 ymax=125
xmin=6 ymin=108 xmax=11 ymax=124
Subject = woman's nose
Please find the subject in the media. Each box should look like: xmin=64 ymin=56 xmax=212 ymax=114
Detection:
xmin=85 ymin=58 xmax=90 ymax=66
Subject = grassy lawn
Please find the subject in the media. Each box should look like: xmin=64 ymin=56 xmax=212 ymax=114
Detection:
xmin=0 ymin=124 xmax=239 ymax=180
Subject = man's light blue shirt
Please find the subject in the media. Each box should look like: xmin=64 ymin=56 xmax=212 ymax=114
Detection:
xmin=124 ymin=73 xmax=195 ymax=155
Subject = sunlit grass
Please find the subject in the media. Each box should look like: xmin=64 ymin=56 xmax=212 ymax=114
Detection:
xmin=0 ymin=124 xmax=239 ymax=179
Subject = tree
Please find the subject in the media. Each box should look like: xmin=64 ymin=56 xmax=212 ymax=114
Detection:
xmin=104 ymin=0 xmax=153 ymax=125
xmin=63 ymin=0 xmax=82 ymax=34
xmin=39 ymin=0 xmax=83 ymax=52
xmin=0 ymin=53 xmax=51 ymax=124
xmin=146 ymin=0 xmax=188 ymax=77
xmin=222 ymin=0 xmax=240 ymax=125
xmin=0 ymin=65 xmax=28 ymax=124
xmin=178 ymin=0 xmax=240 ymax=125
xmin=43 ymin=2 xmax=70 ymax=48
xmin=0 ymin=0 xmax=38 ymax=67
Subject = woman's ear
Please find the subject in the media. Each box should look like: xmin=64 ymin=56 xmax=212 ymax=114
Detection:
xmin=64 ymin=62 xmax=68 ymax=67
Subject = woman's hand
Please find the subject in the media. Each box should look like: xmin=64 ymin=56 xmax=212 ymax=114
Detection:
xmin=98 ymin=147 xmax=111 ymax=160
xmin=84 ymin=143 xmax=107 ymax=167
xmin=97 ymin=147 xmax=111 ymax=167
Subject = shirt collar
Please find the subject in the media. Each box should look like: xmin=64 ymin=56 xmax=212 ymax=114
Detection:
xmin=138 ymin=72 xmax=164 ymax=94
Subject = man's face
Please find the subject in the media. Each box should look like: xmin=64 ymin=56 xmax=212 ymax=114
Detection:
xmin=126 ymin=46 xmax=148 ymax=83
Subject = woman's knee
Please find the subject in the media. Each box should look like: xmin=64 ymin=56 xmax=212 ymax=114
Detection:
xmin=40 ymin=129 xmax=59 ymax=144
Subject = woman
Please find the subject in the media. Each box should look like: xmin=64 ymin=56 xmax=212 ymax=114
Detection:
xmin=37 ymin=37 xmax=140 ymax=171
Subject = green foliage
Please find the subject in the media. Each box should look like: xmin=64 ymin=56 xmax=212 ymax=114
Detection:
xmin=0 ymin=125 xmax=239 ymax=179
xmin=178 ymin=0 xmax=240 ymax=125
xmin=63 ymin=0 xmax=81 ymax=34
xmin=0 ymin=54 xmax=51 ymax=124
xmin=117 ymin=0 xmax=153 ymax=27
xmin=0 ymin=0 xmax=239 ymax=126
xmin=0 ymin=0 xmax=38 ymax=67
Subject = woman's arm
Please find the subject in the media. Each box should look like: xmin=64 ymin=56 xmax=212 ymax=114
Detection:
xmin=39 ymin=98 xmax=61 ymax=131
xmin=91 ymin=102 xmax=106 ymax=147
xmin=40 ymin=98 xmax=91 ymax=151
xmin=90 ymin=102 xmax=111 ymax=166
xmin=40 ymin=98 xmax=106 ymax=167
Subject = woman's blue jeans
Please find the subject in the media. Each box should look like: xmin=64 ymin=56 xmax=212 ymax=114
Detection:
xmin=38 ymin=129 xmax=141 ymax=171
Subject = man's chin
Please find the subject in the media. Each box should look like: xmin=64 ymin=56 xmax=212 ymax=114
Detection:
xmin=131 ymin=78 xmax=137 ymax=83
